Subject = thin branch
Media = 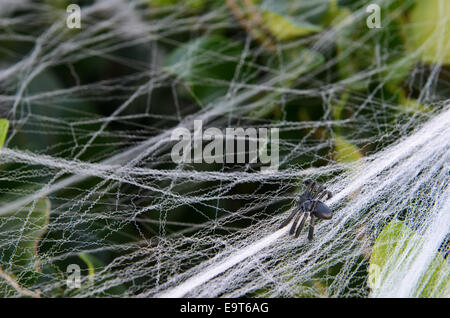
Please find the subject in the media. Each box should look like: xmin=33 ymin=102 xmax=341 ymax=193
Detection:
xmin=0 ymin=267 xmax=41 ymax=298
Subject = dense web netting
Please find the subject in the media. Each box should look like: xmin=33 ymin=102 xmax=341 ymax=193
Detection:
xmin=0 ymin=0 xmax=448 ymax=297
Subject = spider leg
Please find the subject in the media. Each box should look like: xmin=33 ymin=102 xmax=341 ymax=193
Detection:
xmin=289 ymin=202 xmax=306 ymax=234
xmin=315 ymin=189 xmax=332 ymax=201
xmin=303 ymin=179 xmax=316 ymax=194
xmin=279 ymin=209 xmax=297 ymax=229
xmin=295 ymin=212 xmax=309 ymax=238
xmin=313 ymin=185 xmax=324 ymax=199
xmin=307 ymin=216 xmax=315 ymax=240
xmin=289 ymin=212 xmax=303 ymax=235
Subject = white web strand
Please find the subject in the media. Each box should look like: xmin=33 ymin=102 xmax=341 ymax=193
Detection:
xmin=156 ymin=226 xmax=289 ymax=298
xmin=155 ymin=107 xmax=450 ymax=298
xmin=0 ymin=0 xmax=448 ymax=298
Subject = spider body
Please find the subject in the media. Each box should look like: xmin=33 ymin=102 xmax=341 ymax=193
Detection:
xmin=280 ymin=179 xmax=333 ymax=240
xmin=300 ymin=200 xmax=332 ymax=220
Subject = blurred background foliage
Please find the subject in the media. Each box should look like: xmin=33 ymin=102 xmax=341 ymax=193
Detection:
xmin=0 ymin=0 xmax=448 ymax=297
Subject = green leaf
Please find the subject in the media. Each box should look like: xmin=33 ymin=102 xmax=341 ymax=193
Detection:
xmin=249 ymin=47 xmax=325 ymax=118
xmin=78 ymin=253 xmax=104 ymax=278
xmin=164 ymin=35 xmax=247 ymax=107
xmin=148 ymin=0 xmax=177 ymax=6
xmin=0 ymin=198 xmax=50 ymax=287
xmin=261 ymin=10 xmax=322 ymax=41
xmin=415 ymin=252 xmax=449 ymax=297
xmin=185 ymin=0 xmax=205 ymax=11
xmin=369 ymin=219 xmax=450 ymax=297
xmin=148 ymin=0 xmax=204 ymax=10
xmin=408 ymin=0 xmax=450 ymax=65
xmin=382 ymin=56 xmax=416 ymax=87
xmin=0 ymin=119 xmax=9 ymax=149
xmin=333 ymin=6 xmax=412 ymax=90
xmin=77 ymin=253 xmax=127 ymax=296
xmin=400 ymin=99 xmax=432 ymax=114
xmin=332 ymin=91 xmax=350 ymax=121
xmin=321 ymin=0 xmax=347 ymax=27
xmin=398 ymin=90 xmax=432 ymax=114
xmin=334 ymin=135 xmax=362 ymax=163
xmin=369 ymin=220 xmax=414 ymax=288
xmin=331 ymin=8 xmax=369 ymax=91
xmin=0 ymin=198 xmax=50 ymax=268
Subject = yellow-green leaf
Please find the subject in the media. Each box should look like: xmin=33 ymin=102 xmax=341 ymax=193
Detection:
xmin=0 ymin=119 xmax=9 ymax=149
xmin=334 ymin=135 xmax=362 ymax=163
xmin=415 ymin=251 xmax=449 ymax=297
xmin=369 ymin=219 xmax=450 ymax=297
xmin=78 ymin=253 xmax=103 ymax=279
xmin=369 ymin=220 xmax=414 ymax=285
xmin=261 ymin=10 xmax=322 ymax=41
xmin=148 ymin=0 xmax=177 ymax=6
xmin=77 ymin=253 xmax=127 ymax=295
xmin=332 ymin=91 xmax=350 ymax=121
xmin=148 ymin=0 xmax=204 ymax=10
xmin=321 ymin=0 xmax=351 ymax=27
xmin=408 ymin=0 xmax=450 ymax=65
xmin=400 ymin=98 xmax=432 ymax=114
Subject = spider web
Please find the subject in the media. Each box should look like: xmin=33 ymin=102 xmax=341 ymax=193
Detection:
xmin=0 ymin=0 xmax=448 ymax=297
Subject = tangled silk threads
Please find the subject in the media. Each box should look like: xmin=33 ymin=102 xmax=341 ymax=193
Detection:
xmin=0 ymin=0 xmax=448 ymax=297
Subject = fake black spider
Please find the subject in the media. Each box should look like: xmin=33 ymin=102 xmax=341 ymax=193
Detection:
xmin=279 ymin=179 xmax=333 ymax=240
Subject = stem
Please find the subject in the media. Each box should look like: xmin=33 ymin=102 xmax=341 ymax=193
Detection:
xmin=0 ymin=267 xmax=40 ymax=298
